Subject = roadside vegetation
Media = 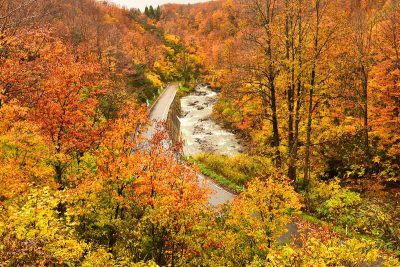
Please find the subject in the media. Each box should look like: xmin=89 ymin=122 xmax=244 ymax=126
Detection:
xmin=194 ymin=153 xmax=263 ymax=187
xmin=193 ymin=153 xmax=400 ymax=256
xmin=177 ymin=83 xmax=195 ymax=97
xmin=187 ymin=156 xmax=245 ymax=193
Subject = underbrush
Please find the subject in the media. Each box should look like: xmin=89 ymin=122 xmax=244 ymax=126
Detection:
xmin=191 ymin=153 xmax=400 ymax=256
xmin=178 ymin=84 xmax=192 ymax=93
xmin=177 ymin=83 xmax=194 ymax=97
xmin=305 ymin=179 xmax=400 ymax=255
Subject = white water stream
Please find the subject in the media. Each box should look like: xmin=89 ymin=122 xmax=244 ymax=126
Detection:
xmin=179 ymin=85 xmax=242 ymax=156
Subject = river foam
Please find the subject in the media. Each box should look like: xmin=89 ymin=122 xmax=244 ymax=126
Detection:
xmin=179 ymin=85 xmax=242 ymax=156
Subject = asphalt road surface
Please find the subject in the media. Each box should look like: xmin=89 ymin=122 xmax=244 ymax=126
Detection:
xmin=149 ymin=83 xmax=235 ymax=206
xmin=150 ymin=83 xmax=178 ymax=122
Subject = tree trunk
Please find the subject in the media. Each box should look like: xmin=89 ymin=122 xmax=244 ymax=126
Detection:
xmin=270 ymin=82 xmax=282 ymax=167
xmin=286 ymin=0 xmax=296 ymax=181
xmin=361 ymin=66 xmax=370 ymax=158
xmin=304 ymin=65 xmax=316 ymax=187
xmin=304 ymin=0 xmax=320 ymax=187
xmin=264 ymin=0 xmax=281 ymax=167
xmin=292 ymin=0 xmax=303 ymax=184
xmin=266 ymin=9 xmax=281 ymax=167
xmin=55 ymin=162 xmax=63 ymax=188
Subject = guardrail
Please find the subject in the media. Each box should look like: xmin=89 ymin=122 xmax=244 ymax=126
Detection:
xmin=166 ymin=92 xmax=182 ymax=146
xmin=148 ymin=84 xmax=168 ymax=113
xmin=146 ymin=83 xmax=182 ymax=147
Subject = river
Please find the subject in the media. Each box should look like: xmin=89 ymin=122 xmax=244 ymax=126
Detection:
xmin=179 ymin=85 xmax=242 ymax=156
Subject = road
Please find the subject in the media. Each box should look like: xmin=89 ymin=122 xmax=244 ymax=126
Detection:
xmin=150 ymin=83 xmax=178 ymax=122
xmin=145 ymin=83 xmax=178 ymax=140
xmin=149 ymin=83 xmax=235 ymax=206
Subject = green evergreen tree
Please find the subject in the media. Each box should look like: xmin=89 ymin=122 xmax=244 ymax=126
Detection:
xmin=155 ymin=6 xmax=161 ymax=21
xmin=129 ymin=8 xmax=140 ymax=19
xmin=149 ymin=5 xmax=155 ymax=19
xmin=144 ymin=6 xmax=149 ymax=17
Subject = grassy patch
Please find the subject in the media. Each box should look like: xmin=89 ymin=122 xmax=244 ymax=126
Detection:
xmin=186 ymin=153 xmax=273 ymax=194
xmin=197 ymin=162 xmax=245 ymax=193
xmin=194 ymin=153 xmax=269 ymax=186
xmin=177 ymin=84 xmax=193 ymax=97
xmin=179 ymin=84 xmax=192 ymax=93
xmin=186 ymin=157 xmax=244 ymax=193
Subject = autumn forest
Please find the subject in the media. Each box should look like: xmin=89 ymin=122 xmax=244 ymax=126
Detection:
xmin=1 ymin=0 xmax=400 ymax=266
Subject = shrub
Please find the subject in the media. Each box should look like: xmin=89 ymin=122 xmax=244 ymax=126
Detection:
xmin=307 ymin=180 xmax=362 ymax=227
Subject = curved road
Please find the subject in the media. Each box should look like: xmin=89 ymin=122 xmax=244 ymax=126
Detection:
xmin=149 ymin=83 xmax=178 ymax=122
xmin=149 ymin=83 xmax=235 ymax=206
